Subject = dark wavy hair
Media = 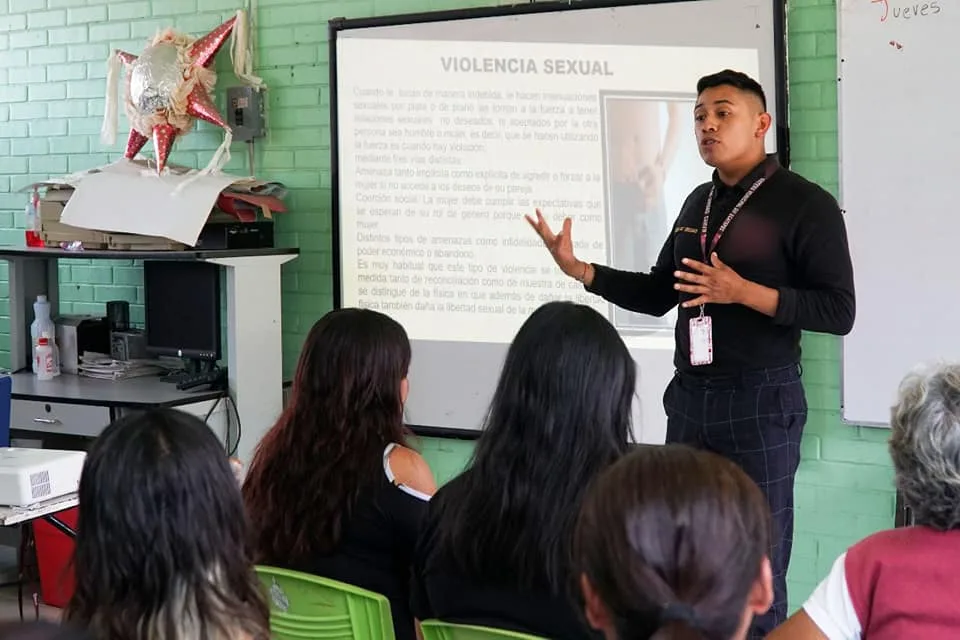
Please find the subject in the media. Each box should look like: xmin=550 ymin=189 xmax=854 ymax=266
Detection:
xmin=242 ymin=307 xmax=411 ymax=564
xmin=575 ymin=444 xmax=771 ymax=640
xmin=63 ymin=408 xmax=270 ymax=640
xmin=431 ymin=301 xmax=635 ymax=593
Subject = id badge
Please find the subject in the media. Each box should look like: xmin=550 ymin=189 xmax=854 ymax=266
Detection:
xmin=689 ymin=314 xmax=713 ymax=366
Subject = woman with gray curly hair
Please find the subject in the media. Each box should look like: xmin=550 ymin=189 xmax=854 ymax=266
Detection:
xmin=768 ymin=363 xmax=960 ymax=640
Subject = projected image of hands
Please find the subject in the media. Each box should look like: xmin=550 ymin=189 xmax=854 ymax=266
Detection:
xmin=601 ymin=93 xmax=712 ymax=331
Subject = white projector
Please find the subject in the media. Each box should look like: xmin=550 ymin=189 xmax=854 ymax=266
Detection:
xmin=0 ymin=448 xmax=86 ymax=507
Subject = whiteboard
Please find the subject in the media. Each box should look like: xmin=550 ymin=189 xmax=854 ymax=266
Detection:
xmin=838 ymin=0 xmax=949 ymax=426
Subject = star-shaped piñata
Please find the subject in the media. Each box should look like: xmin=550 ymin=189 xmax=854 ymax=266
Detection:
xmin=113 ymin=17 xmax=237 ymax=175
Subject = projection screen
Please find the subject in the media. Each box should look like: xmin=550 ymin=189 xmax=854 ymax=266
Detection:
xmin=329 ymin=0 xmax=788 ymax=441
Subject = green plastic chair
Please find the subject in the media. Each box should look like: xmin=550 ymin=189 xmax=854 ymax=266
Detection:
xmin=420 ymin=620 xmax=546 ymax=640
xmin=255 ymin=565 xmax=396 ymax=640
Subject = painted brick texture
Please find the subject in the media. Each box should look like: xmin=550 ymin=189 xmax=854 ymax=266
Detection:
xmin=783 ymin=0 xmax=896 ymax=609
xmin=0 ymin=0 xmax=894 ymax=612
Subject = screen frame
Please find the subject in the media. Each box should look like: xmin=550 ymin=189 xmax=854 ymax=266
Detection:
xmin=143 ymin=259 xmax=223 ymax=362
xmin=327 ymin=0 xmax=790 ymax=439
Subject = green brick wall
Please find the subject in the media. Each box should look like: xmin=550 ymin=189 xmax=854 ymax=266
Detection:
xmin=783 ymin=0 xmax=896 ymax=608
xmin=0 ymin=0 xmax=894 ymax=613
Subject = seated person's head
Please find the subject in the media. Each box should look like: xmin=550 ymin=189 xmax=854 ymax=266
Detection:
xmin=243 ymin=307 xmax=413 ymax=562
xmin=575 ymin=444 xmax=773 ymax=640
xmin=435 ymin=301 xmax=636 ymax=591
xmin=889 ymin=363 xmax=960 ymax=530
xmin=64 ymin=408 xmax=269 ymax=640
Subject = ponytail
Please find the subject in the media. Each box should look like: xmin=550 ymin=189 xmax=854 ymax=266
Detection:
xmin=618 ymin=602 xmax=705 ymax=640
xmin=650 ymin=621 xmax=703 ymax=640
xmin=650 ymin=603 xmax=704 ymax=640
xmin=574 ymin=445 xmax=772 ymax=640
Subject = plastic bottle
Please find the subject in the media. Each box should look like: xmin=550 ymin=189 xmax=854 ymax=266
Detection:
xmin=36 ymin=336 xmax=55 ymax=381
xmin=30 ymin=295 xmax=55 ymax=374
xmin=24 ymin=189 xmax=43 ymax=248
xmin=44 ymin=331 xmax=60 ymax=378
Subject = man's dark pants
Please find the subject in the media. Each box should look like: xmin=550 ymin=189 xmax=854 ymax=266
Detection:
xmin=663 ymin=363 xmax=807 ymax=638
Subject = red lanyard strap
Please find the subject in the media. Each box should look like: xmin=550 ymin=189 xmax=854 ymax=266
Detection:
xmin=700 ymin=176 xmax=768 ymax=261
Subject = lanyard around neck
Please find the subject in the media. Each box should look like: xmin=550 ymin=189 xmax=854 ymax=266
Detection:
xmin=699 ymin=176 xmax=768 ymax=261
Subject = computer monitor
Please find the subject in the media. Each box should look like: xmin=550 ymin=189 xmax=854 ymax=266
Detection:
xmin=144 ymin=260 xmax=221 ymax=371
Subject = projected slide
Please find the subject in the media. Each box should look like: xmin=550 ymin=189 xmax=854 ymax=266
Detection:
xmin=337 ymin=38 xmax=760 ymax=343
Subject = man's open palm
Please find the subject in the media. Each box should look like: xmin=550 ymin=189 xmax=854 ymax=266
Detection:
xmin=525 ymin=208 xmax=578 ymax=276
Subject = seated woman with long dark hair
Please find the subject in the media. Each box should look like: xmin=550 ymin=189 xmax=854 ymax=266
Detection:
xmin=575 ymin=444 xmax=774 ymax=640
xmin=63 ymin=408 xmax=270 ymax=640
xmin=410 ymin=301 xmax=635 ymax=639
xmin=242 ymin=308 xmax=436 ymax=640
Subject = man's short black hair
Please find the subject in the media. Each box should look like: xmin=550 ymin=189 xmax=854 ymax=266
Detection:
xmin=696 ymin=69 xmax=767 ymax=111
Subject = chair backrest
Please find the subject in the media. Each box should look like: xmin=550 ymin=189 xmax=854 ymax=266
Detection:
xmin=420 ymin=620 xmax=546 ymax=640
xmin=255 ymin=565 xmax=396 ymax=640
xmin=0 ymin=375 xmax=11 ymax=448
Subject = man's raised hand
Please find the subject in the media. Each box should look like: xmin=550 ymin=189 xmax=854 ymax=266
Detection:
xmin=525 ymin=208 xmax=581 ymax=278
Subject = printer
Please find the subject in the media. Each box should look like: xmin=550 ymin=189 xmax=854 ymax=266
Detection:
xmin=0 ymin=448 xmax=85 ymax=506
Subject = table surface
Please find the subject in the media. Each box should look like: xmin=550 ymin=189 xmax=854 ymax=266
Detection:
xmin=0 ymin=246 xmax=298 ymax=260
xmin=0 ymin=493 xmax=77 ymax=526
xmin=10 ymin=371 xmax=224 ymax=408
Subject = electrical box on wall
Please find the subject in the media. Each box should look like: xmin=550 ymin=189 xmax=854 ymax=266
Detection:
xmin=226 ymin=86 xmax=265 ymax=142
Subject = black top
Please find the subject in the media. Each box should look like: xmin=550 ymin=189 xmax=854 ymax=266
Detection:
xmin=587 ymin=155 xmax=855 ymax=376
xmin=410 ymin=473 xmax=597 ymax=640
xmin=294 ymin=444 xmax=429 ymax=640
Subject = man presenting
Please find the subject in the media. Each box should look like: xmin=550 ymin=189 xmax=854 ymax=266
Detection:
xmin=528 ymin=70 xmax=855 ymax=637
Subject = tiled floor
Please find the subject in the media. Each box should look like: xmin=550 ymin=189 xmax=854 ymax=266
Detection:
xmin=0 ymin=584 xmax=62 ymax=623
xmin=0 ymin=543 xmax=63 ymax=623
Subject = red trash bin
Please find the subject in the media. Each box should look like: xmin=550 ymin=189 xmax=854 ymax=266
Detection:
xmin=31 ymin=507 xmax=78 ymax=609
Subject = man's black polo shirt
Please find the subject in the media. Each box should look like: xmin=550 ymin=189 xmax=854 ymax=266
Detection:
xmin=586 ymin=155 xmax=856 ymax=377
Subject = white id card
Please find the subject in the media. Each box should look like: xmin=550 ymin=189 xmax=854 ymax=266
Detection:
xmin=689 ymin=315 xmax=713 ymax=366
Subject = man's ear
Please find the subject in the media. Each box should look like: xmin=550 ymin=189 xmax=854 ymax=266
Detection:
xmin=756 ymin=112 xmax=773 ymax=138
xmin=580 ymin=573 xmax=612 ymax=632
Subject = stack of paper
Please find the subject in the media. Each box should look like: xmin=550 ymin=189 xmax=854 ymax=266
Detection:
xmin=77 ymin=353 xmax=172 ymax=381
xmin=21 ymin=159 xmax=289 ymax=247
